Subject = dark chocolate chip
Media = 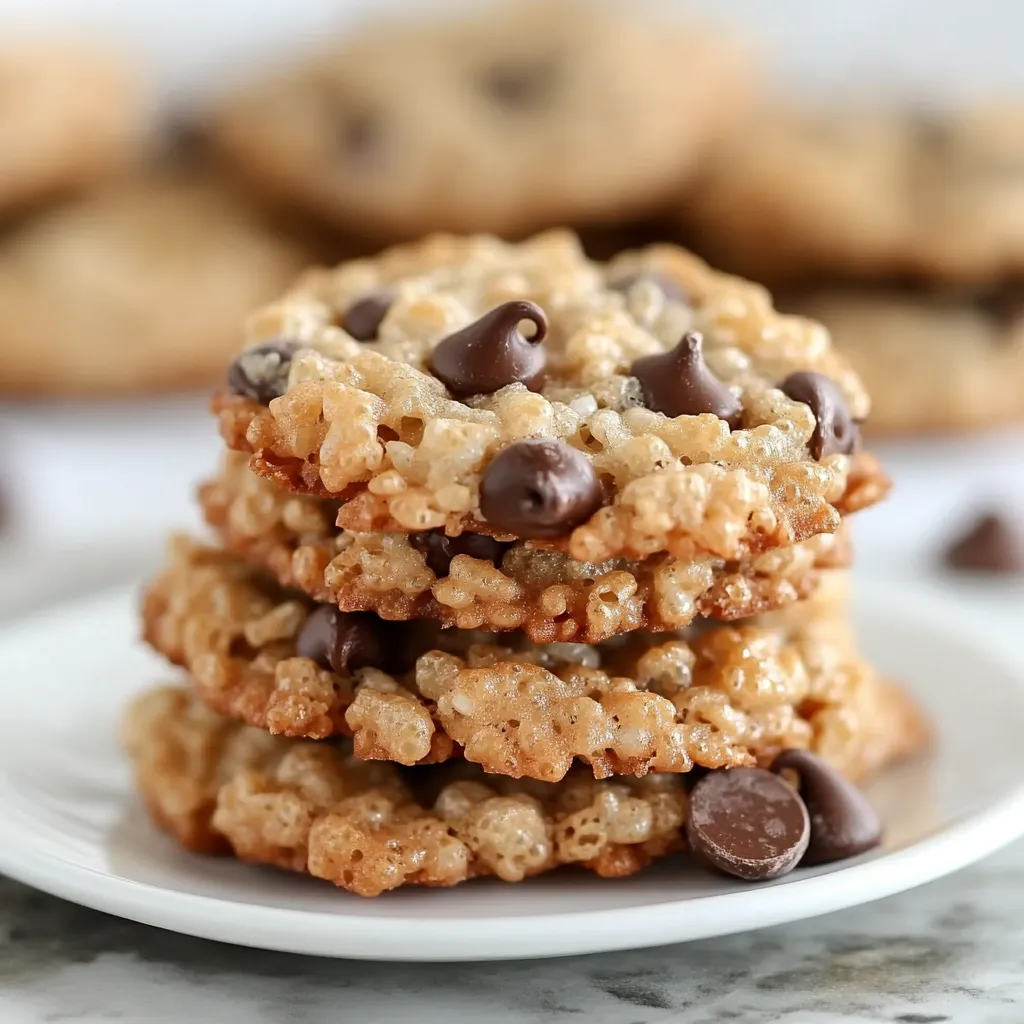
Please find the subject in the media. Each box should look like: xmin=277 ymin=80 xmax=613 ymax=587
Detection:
xmin=226 ymin=339 xmax=301 ymax=404
xmin=295 ymin=606 xmax=387 ymax=676
xmin=480 ymin=57 xmax=560 ymax=108
xmin=687 ymin=768 xmax=810 ymax=881
xmin=428 ymin=300 xmax=548 ymax=397
xmin=771 ymin=749 xmax=882 ymax=866
xmin=610 ymin=269 xmax=687 ymax=304
xmin=479 ymin=438 xmax=603 ymax=539
xmin=631 ymin=332 xmax=742 ymax=427
xmin=944 ymin=511 xmax=1024 ymax=573
xmin=976 ymin=284 xmax=1024 ymax=329
xmin=780 ymin=371 xmax=858 ymax=460
xmin=410 ymin=530 xmax=511 ymax=577
xmin=341 ymin=292 xmax=394 ymax=342
xmin=340 ymin=113 xmax=382 ymax=160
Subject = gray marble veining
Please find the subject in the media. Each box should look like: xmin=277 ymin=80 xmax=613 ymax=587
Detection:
xmin=3 ymin=841 xmax=1023 ymax=1024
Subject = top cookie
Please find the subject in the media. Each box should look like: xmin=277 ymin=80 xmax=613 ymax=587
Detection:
xmin=218 ymin=231 xmax=887 ymax=563
xmin=207 ymin=0 xmax=751 ymax=240
xmin=680 ymin=105 xmax=1024 ymax=285
xmin=0 ymin=41 xmax=144 ymax=213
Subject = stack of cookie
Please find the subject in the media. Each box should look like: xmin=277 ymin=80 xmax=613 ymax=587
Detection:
xmin=125 ymin=232 xmax=928 ymax=896
xmin=681 ymin=106 xmax=1024 ymax=436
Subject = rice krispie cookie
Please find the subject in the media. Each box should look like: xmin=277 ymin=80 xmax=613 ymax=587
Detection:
xmin=217 ymin=232 xmax=889 ymax=566
xmin=200 ymin=452 xmax=850 ymax=640
xmin=141 ymin=539 xmax=927 ymax=783
xmin=124 ymin=685 xmax=689 ymax=895
xmin=0 ymin=174 xmax=307 ymax=396
xmin=681 ymin=105 xmax=1024 ymax=285
xmin=207 ymin=1 xmax=751 ymax=241
xmin=0 ymin=41 xmax=144 ymax=213
xmin=789 ymin=286 xmax=1024 ymax=435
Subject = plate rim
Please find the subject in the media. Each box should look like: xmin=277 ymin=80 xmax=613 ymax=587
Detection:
xmin=1 ymin=580 xmax=1023 ymax=962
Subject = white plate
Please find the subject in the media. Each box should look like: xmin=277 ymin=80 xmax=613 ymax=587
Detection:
xmin=1 ymin=583 xmax=1023 ymax=962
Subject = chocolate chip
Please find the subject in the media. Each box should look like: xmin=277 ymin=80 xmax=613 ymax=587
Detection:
xmin=410 ymin=530 xmax=511 ymax=577
xmin=428 ymin=300 xmax=548 ymax=397
xmin=631 ymin=332 xmax=742 ymax=427
xmin=771 ymin=750 xmax=882 ymax=866
xmin=610 ymin=269 xmax=687 ymax=304
xmin=976 ymin=284 xmax=1024 ymax=328
xmin=226 ymin=340 xmax=301 ymax=404
xmin=480 ymin=57 xmax=560 ymax=108
xmin=340 ymin=112 xmax=381 ymax=160
xmin=944 ymin=511 xmax=1024 ymax=573
xmin=686 ymin=768 xmax=810 ymax=881
xmin=479 ymin=439 xmax=603 ymax=539
xmin=780 ymin=371 xmax=858 ymax=460
xmin=341 ymin=292 xmax=394 ymax=342
xmin=295 ymin=606 xmax=387 ymax=676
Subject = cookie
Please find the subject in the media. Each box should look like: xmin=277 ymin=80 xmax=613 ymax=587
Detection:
xmin=124 ymin=685 xmax=691 ymax=895
xmin=216 ymin=232 xmax=888 ymax=569
xmin=680 ymin=105 xmax=1024 ymax=285
xmin=141 ymin=539 xmax=927 ymax=784
xmin=789 ymin=287 xmax=1024 ymax=435
xmin=0 ymin=174 xmax=308 ymax=395
xmin=207 ymin=1 xmax=752 ymax=241
xmin=0 ymin=41 xmax=144 ymax=214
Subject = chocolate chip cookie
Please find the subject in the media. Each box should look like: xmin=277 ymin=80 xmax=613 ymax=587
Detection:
xmin=0 ymin=40 xmax=144 ymax=214
xmin=217 ymin=231 xmax=888 ymax=568
xmin=680 ymin=105 xmax=1024 ymax=285
xmin=207 ymin=1 xmax=752 ymax=241
xmin=0 ymin=174 xmax=308 ymax=396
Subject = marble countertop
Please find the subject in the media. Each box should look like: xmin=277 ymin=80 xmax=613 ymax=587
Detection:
xmin=3 ymin=841 xmax=1023 ymax=1024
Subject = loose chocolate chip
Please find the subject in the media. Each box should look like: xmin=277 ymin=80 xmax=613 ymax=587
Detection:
xmin=226 ymin=339 xmax=301 ymax=404
xmin=771 ymin=749 xmax=882 ymax=866
xmin=687 ymin=768 xmax=810 ymax=881
xmin=341 ymin=292 xmax=394 ymax=342
xmin=428 ymin=300 xmax=548 ymax=397
xmin=410 ymin=530 xmax=511 ymax=577
xmin=295 ymin=606 xmax=387 ymax=676
xmin=610 ymin=269 xmax=687 ymax=304
xmin=631 ymin=332 xmax=742 ymax=428
xmin=944 ymin=511 xmax=1024 ymax=573
xmin=780 ymin=371 xmax=858 ymax=460
xmin=479 ymin=439 xmax=603 ymax=539
xmin=480 ymin=57 xmax=560 ymax=108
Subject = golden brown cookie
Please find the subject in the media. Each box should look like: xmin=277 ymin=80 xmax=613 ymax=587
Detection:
xmin=207 ymin=1 xmax=752 ymax=241
xmin=141 ymin=538 xmax=927 ymax=784
xmin=0 ymin=174 xmax=308 ymax=396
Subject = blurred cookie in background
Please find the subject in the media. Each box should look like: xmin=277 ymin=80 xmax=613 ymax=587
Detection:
xmin=788 ymin=287 xmax=1024 ymax=435
xmin=0 ymin=172 xmax=308 ymax=396
xmin=678 ymin=104 xmax=1024 ymax=286
xmin=206 ymin=0 xmax=753 ymax=243
xmin=0 ymin=40 xmax=146 ymax=215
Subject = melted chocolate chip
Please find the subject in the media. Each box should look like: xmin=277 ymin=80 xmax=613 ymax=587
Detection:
xmin=410 ymin=530 xmax=511 ymax=577
xmin=480 ymin=57 xmax=560 ymax=108
xmin=631 ymin=333 xmax=742 ymax=427
xmin=479 ymin=439 xmax=603 ymax=539
xmin=780 ymin=371 xmax=858 ymax=460
xmin=944 ymin=511 xmax=1024 ymax=573
xmin=428 ymin=300 xmax=548 ymax=397
xmin=341 ymin=292 xmax=394 ymax=341
xmin=226 ymin=340 xmax=301 ymax=404
xmin=610 ymin=269 xmax=687 ymax=304
xmin=771 ymin=750 xmax=883 ymax=866
xmin=295 ymin=606 xmax=387 ymax=676
xmin=687 ymin=768 xmax=810 ymax=881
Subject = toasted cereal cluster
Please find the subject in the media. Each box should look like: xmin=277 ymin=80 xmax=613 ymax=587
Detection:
xmin=142 ymin=539 xmax=926 ymax=783
xmin=218 ymin=232 xmax=889 ymax=560
xmin=200 ymin=452 xmax=850 ymax=641
xmin=124 ymin=686 xmax=689 ymax=896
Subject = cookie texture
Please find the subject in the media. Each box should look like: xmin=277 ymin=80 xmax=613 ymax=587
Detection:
xmin=0 ymin=175 xmax=307 ymax=395
xmin=0 ymin=41 xmax=144 ymax=213
xmin=200 ymin=452 xmax=850 ymax=641
xmin=124 ymin=685 xmax=689 ymax=895
xmin=207 ymin=1 xmax=751 ymax=241
xmin=217 ymin=231 xmax=888 ymax=562
xmin=141 ymin=539 xmax=927 ymax=784
xmin=791 ymin=288 xmax=1024 ymax=435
